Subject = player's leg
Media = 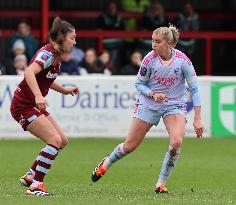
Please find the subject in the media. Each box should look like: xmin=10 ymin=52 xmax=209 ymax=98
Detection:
xmin=25 ymin=114 xmax=63 ymax=196
xmin=20 ymin=111 xmax=66 ymax=188
xmin=155 ymin=113 xmax=185 ymax=193
xmin=106 ymin=118 xmax=152 ymax=165
xmin=91 ymin=118 xmax=152 ymax=182
xmin=46 ymin=114 xmax=68 ymax=149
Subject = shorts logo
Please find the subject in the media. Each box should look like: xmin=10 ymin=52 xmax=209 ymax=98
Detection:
xmin=16 ymin=87 xmax=21 ymax=92
xmin=41 ymin=54 xmax=49 ymax=61
xmin=139 ymin=66 xmax=147 ymax=76
xmin=19 ymin=115 xmax=25 ymax=126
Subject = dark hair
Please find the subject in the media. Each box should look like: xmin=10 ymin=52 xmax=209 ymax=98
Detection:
xmin=17 ymin=19 xmax=30 ymax=29
xmin=18 ymin=19 xmax=29 ymax=25
xmin=104 ymin=0 xmax=120 ymax=11
xmin=49 ymin=17 xmax=74 ymax=45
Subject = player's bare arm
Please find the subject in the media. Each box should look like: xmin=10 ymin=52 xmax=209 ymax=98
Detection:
xmin=24 ymin=62 xmax=48 ymax=110
xmin=149 ymin=91 xmax=168 ymax=103
xmin=193 ymin=106 xmax=203 ymax=138
xmin=50 ymin=81 xmax=79 ymax=96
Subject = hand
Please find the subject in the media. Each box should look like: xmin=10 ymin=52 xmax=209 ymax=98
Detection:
xmin=152 ymin=92 xmax=168 ymax=103
xmin=63 ymin=87 xmax=80 ymax=96
xmin=193 ymin=119 xmax=204 ymax=138
xmin=35 ymin=95 xmax=48 ymax=110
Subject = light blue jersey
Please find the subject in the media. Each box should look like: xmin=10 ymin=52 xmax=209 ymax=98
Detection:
xmin=135 ymin=49 xmax=201 ymax=111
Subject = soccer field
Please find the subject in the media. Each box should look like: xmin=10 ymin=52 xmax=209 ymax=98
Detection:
xmin=0 ymin=138 xmax=236 ymax=205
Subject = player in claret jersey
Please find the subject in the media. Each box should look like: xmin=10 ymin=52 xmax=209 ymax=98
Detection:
xmin=91 ymin=25 xmax=204 ymax=194
xmin=10 ymin=17 xmax=79 ymax=196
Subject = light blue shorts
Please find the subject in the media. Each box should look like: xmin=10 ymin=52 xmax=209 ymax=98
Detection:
xmin=133 ymin=104 xmax=186 ymax=126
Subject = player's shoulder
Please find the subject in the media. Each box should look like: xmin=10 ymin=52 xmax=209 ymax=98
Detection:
xmin=31 ymin=44 xmax=54 ymax=68
xmin=37 ymin=44 xmax=54 ymax=58
xmin=33 ymin=44 xmax=54 ymax=62
xmin=142 ymin=50 xmax=157 ymax=67
xmin=174 ymin=49 xmax=192 ymax=65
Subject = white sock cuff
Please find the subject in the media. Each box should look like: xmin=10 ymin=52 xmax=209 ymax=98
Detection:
xmin=156 ymin=179 xmax=166 ymax=188
xmin=119 ymin=143 xmax=126 ymax=155
xmin=29 ymin=168 xmax=35 ymax=175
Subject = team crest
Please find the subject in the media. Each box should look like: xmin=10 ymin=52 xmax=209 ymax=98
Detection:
xmin=174 ymin=68 xmax=180 ymax=75
xmin=19 ymin=115 xmax=25 ymax=126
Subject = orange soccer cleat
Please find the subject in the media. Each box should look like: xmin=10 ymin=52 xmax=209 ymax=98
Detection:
xmin=155 ymin=185 xmax=169 ymax=194
xmin=91 ymin=157 xmax=109 ymax=182
xmin=26 ymin=183 xmax=51 ymax=196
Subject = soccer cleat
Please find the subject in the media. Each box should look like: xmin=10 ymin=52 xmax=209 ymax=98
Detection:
xmin=26 ymin=183 xmax=51 ymax=196
xmin=155 ymin=185 xmax=169 ymax=194
xmin=91 ymin=157 xmax=109 ymax=182
xmin=19 ymin=175 xmax=33 ymax=187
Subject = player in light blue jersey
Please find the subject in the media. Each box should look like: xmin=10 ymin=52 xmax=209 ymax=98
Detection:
xmin=91 ymin=25 xmax=204 ymax=193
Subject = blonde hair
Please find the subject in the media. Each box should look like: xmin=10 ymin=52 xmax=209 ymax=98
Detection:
xmin=153 ymin=24 xmax=180 ymax=48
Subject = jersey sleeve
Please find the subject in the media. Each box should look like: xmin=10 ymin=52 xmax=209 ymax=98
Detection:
xmin=135 ymin=59 xmax=152 ymax=97
xmin=34 ymin=50 xmax=53 ymax=69
xmin=137 ymin=61 xmax=151 ymax=82
xmin=182 ymin=60 xmax=201 ymax=106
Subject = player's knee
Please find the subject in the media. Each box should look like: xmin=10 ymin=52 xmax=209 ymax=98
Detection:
xmin=49 ymin=135 xmax=62 ymax=148
xmin=171 ymin=138 xmax=183 ymax=148
xmin=61 ymin=136 xmax=68 ymax=148
xmin=124 ymin=142 xmax=137 ymax=153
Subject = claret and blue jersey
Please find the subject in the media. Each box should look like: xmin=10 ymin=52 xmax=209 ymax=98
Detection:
xmin=135 ymin=48 xmax=201 ymax=110
xmin=15 ymin=44 xmax=61 ymax=104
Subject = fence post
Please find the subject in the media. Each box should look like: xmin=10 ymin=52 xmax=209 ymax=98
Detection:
xmin=205 ymin=38 xmax=212 ymax=75
xmin=41 ymin=0 xmax=49 ymax=43
xmin=97 ymin=31 xmax=104 ymax=54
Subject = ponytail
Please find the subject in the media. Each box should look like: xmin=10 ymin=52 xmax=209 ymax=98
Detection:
xmin=168 ymin=24 xmax=179 ymax=47
xmin=49 ymin=17 xmax=74 ymax=45
xmin=153 ymin=24 xmax=180 ymax=48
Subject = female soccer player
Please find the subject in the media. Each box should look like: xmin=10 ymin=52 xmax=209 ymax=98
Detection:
xmin=91 ymin=25 xmax=204 ymax=193
xmin=10 ymin=17 xmax=79 ymax=196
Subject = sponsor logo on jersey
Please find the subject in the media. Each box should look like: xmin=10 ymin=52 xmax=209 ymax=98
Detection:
xmin=46 ymin=71 xmax=59 ymax=79
xmin=153 ymin=76 xmax=179 ymax=86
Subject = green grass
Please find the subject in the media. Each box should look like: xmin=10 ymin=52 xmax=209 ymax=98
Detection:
xmin=0 ymin=138 xmax=236 ymax=205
